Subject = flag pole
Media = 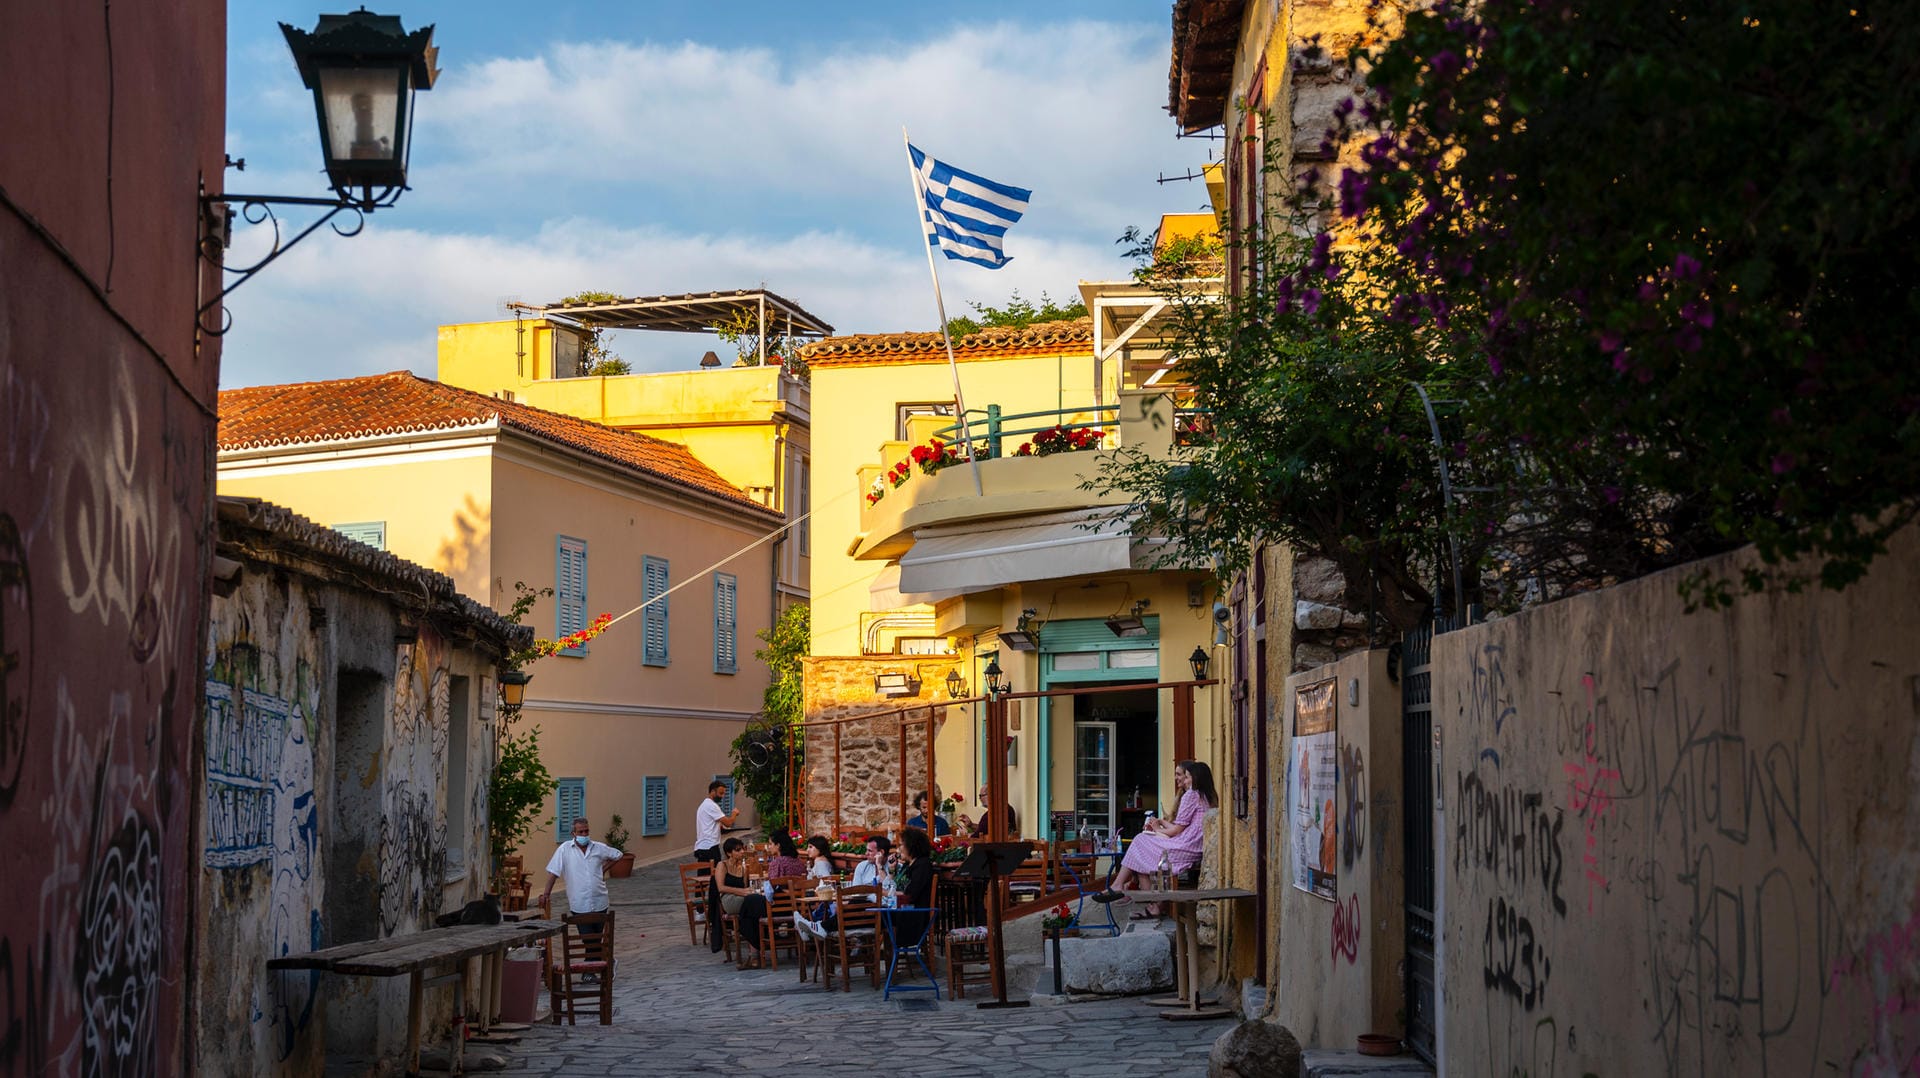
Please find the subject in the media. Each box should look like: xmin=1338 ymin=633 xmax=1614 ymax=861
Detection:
xmin=903 ymin=127 xmax=985 ymax=497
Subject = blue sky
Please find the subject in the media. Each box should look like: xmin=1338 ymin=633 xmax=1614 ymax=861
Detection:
xmin=218 ymin=2 xmax=1214 ymax=388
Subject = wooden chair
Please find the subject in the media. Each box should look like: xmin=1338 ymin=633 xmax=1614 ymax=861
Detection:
xmin=943 ymin=925 xmax=993 ymax=999
xmin=677 ymin=862 xmax=710 ymax=946
xmin=759 ymin=876 xmax=808 ymax=972
xmin=816 ymin=884 xmax=883 ymax=991
xmin=548 ymin=910 xmax=614 ymax=1025
xmin=1003 ymin=845 xmax=1049 ymax=907
xmin=496 ymin=855 xmax=531 ymax=913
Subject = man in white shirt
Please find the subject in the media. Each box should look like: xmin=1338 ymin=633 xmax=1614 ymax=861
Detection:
xmin=695 ymin=781 xmax=742 ymax=951
xmin=540 ymin=817 xmax=621 ymax=979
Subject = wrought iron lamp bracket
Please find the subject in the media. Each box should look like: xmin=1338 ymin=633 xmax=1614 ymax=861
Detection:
xmin=196 ymin=186 xmax=404 ymax=336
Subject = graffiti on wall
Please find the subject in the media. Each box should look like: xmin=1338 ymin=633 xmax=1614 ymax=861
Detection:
xmin=1337 ymin=739 xmax=1366 ymax=871
xmin=381 ymin=638 xmax=449 ymax=934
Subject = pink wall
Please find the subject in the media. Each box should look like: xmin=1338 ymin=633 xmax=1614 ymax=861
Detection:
xmin=0 ymin=2 xmax=224 ymax=1075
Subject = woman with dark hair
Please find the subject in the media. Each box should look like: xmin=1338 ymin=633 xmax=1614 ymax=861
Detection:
xmin=766 ymin=832 xmax=808 ymax=880
xmin=804 ymin=835 xmax=835 ymax=879
xmin=1092 ymin=760 xmax=1218 ymax=917
xmin=712 ymin=837 xmax=765 ymax=958
xmin=889 ymin=827 xmax=937 ymax=945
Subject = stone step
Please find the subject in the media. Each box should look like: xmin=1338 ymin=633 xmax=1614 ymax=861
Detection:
xmin=1302 ymin=1048 xmax=1435 ymax=1078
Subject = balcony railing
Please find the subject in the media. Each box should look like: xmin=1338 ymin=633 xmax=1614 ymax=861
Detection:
xmin=930 ymin=404 xmax=1118 ymax=460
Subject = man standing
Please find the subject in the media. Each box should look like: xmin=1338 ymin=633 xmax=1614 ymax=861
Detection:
xmin=540 ymin=816 xmax=621 ymax=919
xmin=695 ymin=780 xmax=742 ymax=952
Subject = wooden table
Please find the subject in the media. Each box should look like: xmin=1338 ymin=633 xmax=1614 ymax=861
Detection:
xmin=268 ymin=919 xmax=563 ymax=1074
xmin=1125 ymin=888 xmax=1256 ymax=1020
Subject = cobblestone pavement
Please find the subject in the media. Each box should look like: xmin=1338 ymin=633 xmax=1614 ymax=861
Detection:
xmin=494 ymin=857 xmax=1223 ymax=1077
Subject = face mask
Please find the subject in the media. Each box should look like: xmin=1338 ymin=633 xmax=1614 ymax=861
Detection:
xmin=574 ymin=835 xmax=590 ymax=848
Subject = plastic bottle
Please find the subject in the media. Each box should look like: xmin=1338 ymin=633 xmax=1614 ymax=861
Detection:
xmin=1157 ymin=852 xmax=1171 ymax=891
xmin=1078 ymin=822 xmax=1092 ymax=855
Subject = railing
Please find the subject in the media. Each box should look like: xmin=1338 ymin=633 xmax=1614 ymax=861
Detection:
xmin=930 ymin=404 xmax=1119 ymax=461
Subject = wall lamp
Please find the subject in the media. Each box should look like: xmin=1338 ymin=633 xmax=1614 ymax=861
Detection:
xmin=945 ymin=668 xmax=967 ymax=699
xmin=498 ymin=668 xmax=531 ymax=709
xmin=1000 ymin=608 xmax=1043 ymax=652
xmin=198 ymin=9 xmax=439 ymax=336
xmin=874 ymin=670 xmax=921 ymax=697
xmin=983 ymin=657 xmax=1008 ymax=697
xmin=1105 ymin=599 xmax=1151 ymax=638
xmin=1189 ymin=646 xmax=1211 ymax=680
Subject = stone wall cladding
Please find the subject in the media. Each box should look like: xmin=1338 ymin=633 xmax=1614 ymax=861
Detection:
xmin=800 ymin=656 xmax=961 ymax=837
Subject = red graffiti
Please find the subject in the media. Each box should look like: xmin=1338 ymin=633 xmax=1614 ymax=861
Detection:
xmin=1562 ymin=675 xmax=1621 ymax=914
xmin=1331 ymin=893 xmax=1361 ymax=964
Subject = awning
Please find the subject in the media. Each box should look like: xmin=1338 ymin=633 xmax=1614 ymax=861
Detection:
xmin=867 ymin=564 xmax=964 ymax=611
xmin=896 ymin=508 xmax=1135 ymax=596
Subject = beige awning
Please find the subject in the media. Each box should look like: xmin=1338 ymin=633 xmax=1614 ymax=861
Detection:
xmin=895 ymin=508 xmax=1134 ymax=596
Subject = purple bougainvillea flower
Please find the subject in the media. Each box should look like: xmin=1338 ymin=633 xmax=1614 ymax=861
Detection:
xmin=1603 ymin=485 xmax=1623 ymax=505
xmin=1771 ymin=452 xmax=1796 ymax=474
xmin=1302 ymin=288 xmax=1323 ymax=315
xmin=1599 ymin=330 xmax=1624 ymax=353
xmin=1672 ymin=252 xmax=1702 ymax=280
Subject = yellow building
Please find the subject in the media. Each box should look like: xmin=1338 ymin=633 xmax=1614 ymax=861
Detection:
xmin=798 ymin=316 xmax=1228 ymax=849
xmin=435 ymin=289 xmax=832 ymax=609
xmin=217 ymin=372 xmax=784 ymax=864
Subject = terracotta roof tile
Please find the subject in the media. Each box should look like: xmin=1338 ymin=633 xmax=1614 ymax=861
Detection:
xmin=219 ymin=371 xmax=775 ymax=514
xmin=799 ymin=317 xmax=1093 ymax=367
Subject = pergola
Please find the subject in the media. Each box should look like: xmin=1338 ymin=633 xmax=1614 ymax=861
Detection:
xmin=517 ymin=289 xmax=835 ymax=366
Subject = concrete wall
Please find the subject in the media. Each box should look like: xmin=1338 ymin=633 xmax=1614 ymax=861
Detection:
xmin=1276 ymin=649 xmax=1405 ymax=1047
xmin=0 ymin=2 xmax=224 ymax=1074
xmin=1436 ymin=526 xmax=1920 ymax=1077
xmin=198 ymin=570 xmax=497 ymax=1075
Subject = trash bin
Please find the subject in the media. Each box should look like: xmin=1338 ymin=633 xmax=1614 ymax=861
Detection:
xmin=499 ymin=946 xmax=543 ymax=1024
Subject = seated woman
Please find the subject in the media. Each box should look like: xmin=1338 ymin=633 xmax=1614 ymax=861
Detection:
xmin=1091 ymin=760 xmax=1218 ymax=919
xmin=904 ymin=790 xmax=953 ymax=837
xmin=712 ymin=838 xmax=768 ymax=963
xmin=799 ymin=835 xmax=893 ymax=938
xmin=766 ymin=832 xmax=808 ymax=881
xmin=804 ymin=835 xmax=836 ymax=879
xmin=888 ymin=827 xmax=937 ymax=946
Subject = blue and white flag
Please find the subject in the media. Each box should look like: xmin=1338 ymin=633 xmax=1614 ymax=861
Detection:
xmin=909 ymin=144 xmax=1031 ymax=269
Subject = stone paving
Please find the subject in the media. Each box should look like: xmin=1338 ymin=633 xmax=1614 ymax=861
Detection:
xmin=492 ymin=857 xmax=1225 ymax=1077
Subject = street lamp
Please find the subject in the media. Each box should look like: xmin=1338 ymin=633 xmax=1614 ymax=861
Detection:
xmin=282 ymin=9 xmax=440 ymax=201
xmin=498 ymin=669 xmax=531 ymax=709
xmin=198 ymin=10 xmax=439 ymax=335
xmin=983 ymin=657 xmax=1007 ymax=697
xmin=1188 ymin=646 xmax=1211 ymax=681
xmin=945 ymin=668 xmax=967 ymax=699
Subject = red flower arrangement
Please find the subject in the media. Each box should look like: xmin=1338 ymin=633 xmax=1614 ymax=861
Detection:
xmin=887 ymin=459 xmax=913 ymax=489
xmin=909 ymin=438 xmax=967 ymax=476
xmin=545 ymin=611 xmax=613 ymax=655
xmin=1013 ymin=425 xmax=1106 ymax=457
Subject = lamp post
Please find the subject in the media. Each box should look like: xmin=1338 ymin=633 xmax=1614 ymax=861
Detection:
xmin=199 ymin=9 xmax=439 ymax=335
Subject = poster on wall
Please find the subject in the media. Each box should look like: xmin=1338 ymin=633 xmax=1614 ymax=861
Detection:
xmin=1291 ymin=678 xmax=1338 ymax=900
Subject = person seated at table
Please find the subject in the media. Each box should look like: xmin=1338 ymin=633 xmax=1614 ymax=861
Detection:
xmin=959 ymin=784 xmax=1017 ymax=838
xmin=888 ymin=827 xmax=937 ymax=945
xmin=1091 ymin=760 xmax=1218 ymax=919
xmin=804 ymin=835 xmax=836 ymax=879
xmin=712 ymin=838 xmax=767 ymax=960
xmin=850 ymin=834 xmax=894 ymax=891
xmin=905 ymin=790 xmax=952 ymax=837
xmin=766 ymin=831 xmax=808 ymax=880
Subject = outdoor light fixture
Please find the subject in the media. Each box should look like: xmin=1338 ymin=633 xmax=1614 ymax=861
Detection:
xmin=1000 ymin=608 xmax=1043 ymax=652
xmin=945 ymin=668 xmax=967 ymax=699
xmin=1105 ymin=599 xmax=1152 ymax=638
xmin=1189 ymin=646 xmax=1211 ymax=680
xmin=198 ymin=9 xmax=439 ymax=335
xmin=498 ymin=669 xmax=531 ymax=709
xmin=984 ymin=657 xmax=1007 ymax=696
xmin=874 ymin=670 xmax=920 ymax=697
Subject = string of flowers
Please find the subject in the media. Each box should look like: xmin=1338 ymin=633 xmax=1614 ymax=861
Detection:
xmin=510 ymin=610 xmax=613 ymax=666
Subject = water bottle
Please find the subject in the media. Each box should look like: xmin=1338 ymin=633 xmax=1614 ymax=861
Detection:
xmin=1157 ymin=852 xmax=1171 ymax=891
xmin=1078 ymin=822 xmax=1092 ymax=855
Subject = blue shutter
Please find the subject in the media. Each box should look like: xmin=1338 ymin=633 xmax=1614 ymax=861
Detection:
xmin=713 ymin=573 xmax=737 ymax=674
xmin=555 ymin=778 xmax=586 ymax=841
xmin=333 ymin=521 xmax=386 ymax=550
xmin=642 ymin=556 xmax=670 ymax=667
xmin=641 ymin=776 xmax=669 ymax=837
xmin=556 ymin=536 xmax=588 ymax=656
xmin=711 ymin=774 xmax=736 ymax=814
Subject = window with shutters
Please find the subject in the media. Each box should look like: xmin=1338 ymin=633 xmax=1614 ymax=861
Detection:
xmin=641 ymin=775 xmax=669 ymax=836
xmin=642 ymin=555 xmax=670 ymax=666
xmin=798 ymin=458 xmax=810 ymax=555
xmin=556 ymin=536 xmax=588 ymax=656
xmin=713 ymin=573 xmax=737 ymax=674
xmin=711 ymin=774 xmax=736 ymax=814
xmin=555 ymin=777 xmax=586 ymax=841
xmin=333 ymin=521 xmax=386 ymax=550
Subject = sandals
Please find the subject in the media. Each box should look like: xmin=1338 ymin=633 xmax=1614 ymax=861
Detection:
xmin=1090 ymin=889 xmax=1128 ymax=904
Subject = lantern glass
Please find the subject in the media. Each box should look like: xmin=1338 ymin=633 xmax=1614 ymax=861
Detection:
xmin=945 ymin=669 xmax=966 ymax=699
xmin=1188 ymin=646 xmax=1211 ymax=680
xmin=319 ymin=65 xmax=407 ymax=167
xmin=984 ymin=657 xmax=1005 ymax=695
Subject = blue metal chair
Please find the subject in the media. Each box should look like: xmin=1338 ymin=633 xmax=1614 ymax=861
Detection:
xmin=880 ymin=904 xmax=941 ymax=1001
xmin=1061 ymin=861 xmax=1120 ymax=938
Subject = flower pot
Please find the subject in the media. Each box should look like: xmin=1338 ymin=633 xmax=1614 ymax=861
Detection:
xmin=608 ymin=852 xmax=635 ymax=878
xmin=1356 ymin=1034 xmax=1402 ymax=1057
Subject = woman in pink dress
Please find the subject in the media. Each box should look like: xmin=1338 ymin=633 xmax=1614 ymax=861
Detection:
xmin=1091 ymin=760 xmax=1218 ymax=916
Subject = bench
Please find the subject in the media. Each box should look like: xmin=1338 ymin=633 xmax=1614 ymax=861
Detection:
xmin=267 ymin=919 xmax=563 ymax=1074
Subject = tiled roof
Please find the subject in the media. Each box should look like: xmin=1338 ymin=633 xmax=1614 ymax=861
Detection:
xmin=219 ymin=371 xmax=775 ymax=514
xmin=800 ymin=317 xmax=1094 ymax=367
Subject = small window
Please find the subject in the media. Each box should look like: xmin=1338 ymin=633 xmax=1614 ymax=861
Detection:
xmin=713 ymin=573 xmax=737 ymax=674
xmin=642 ymin=556 xmax=670 ymax=666
xmin=641 ymin=776 xmax=669 ymax=837
xmin=1052 ymin=652 xmax=1102 ymax=671
xmin=555 ymin=777 xmax=586 ymax=841
xmin=798 ymin=458 xmax=811 ymax=555
xmin=711 ymin=774 xmax=737 ymax=814
xmin=333 ymin=521 xmax=386 ymax=550
xmin=896 ymin=637 xmax=949 ymax=656
xmin=556 ymin=536 xmax=588 ymax=656
xmin=895 ymin=401 xmax=955 ymax=440
xmin=1110 ymin=649 xmax=1159 ymax=669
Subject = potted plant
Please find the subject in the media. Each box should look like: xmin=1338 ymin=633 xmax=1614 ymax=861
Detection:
xmin=604 ymin=814 xmax=635 ymax=878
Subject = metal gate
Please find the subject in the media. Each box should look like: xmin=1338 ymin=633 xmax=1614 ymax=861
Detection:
xmin=1400 ymin=624 xmax=1438 ymax=1063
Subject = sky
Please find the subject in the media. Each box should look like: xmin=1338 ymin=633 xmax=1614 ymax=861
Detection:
xmin=217 ymin=1 xmax=1217 ymax=388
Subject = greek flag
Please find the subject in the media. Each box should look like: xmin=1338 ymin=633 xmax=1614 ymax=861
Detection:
xmin=910 ymin=144 xmax=1031 ymax=269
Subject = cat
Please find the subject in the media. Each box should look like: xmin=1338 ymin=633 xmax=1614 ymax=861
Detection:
xmin=435 ymin=892 xmax=502 ymax=928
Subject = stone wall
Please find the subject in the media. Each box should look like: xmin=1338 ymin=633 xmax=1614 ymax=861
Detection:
xmin=800 ymin=656 xmax=962 ymax=837
xmin=1436 ymin=525 xmax=1920 ymax=1075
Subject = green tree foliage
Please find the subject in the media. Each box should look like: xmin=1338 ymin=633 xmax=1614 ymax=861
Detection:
xmin=729 ymin=602 xmax=808 ymax=835
xmin=944 ymin=290 xmax=1087 ymax=338
xmin=1340 ymin=0 xmax=1920 ymax=603
xmin=489 ymin=583 xmax=559 ymax=869
xmin=558 ymin=290 xmax=632 ymax=376
xmin=714 ymin=309 xmax=807 ymax=380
